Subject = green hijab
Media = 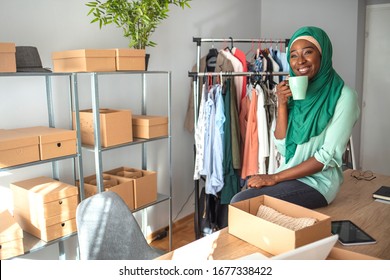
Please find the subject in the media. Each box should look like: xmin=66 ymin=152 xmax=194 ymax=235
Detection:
xmin=285 ymin=26 xmax=344 ymax=163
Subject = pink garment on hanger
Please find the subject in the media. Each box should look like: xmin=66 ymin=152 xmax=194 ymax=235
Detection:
xmin=232 ymin=47 xmax=248 ymax=101
xmin=240 ymin=87 xmax=259 ymax=179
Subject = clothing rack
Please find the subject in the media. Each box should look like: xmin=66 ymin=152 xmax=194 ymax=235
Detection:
xmin=189 ymin=37 xmax=290 ymax=239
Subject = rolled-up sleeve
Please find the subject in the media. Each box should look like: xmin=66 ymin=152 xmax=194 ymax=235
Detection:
xmin=314 ymin=86 xmax=360 ymax=170
xmin=273 ymin=135 xmax=286 ymax=157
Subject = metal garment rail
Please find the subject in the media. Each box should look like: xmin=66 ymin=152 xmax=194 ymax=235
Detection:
xmin=190 ymin=37 xmax=290 ymax=239
xmin=188 ymin=71 xmax=289 ymax=78
xmin=188 ymin=71 xmax=289 ymax=239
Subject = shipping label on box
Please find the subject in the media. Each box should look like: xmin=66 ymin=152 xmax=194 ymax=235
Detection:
xmin=228 ymin=195 xmax=331 ymax=255
xmin=104 ymin=166 xmax=157 ymax=208
xmin=52 ymin=49 xmax=116 ymax=72
xmin=0 ymin=42 xmax=16 ymax=73
xmin=76 ymin=109 xmax=133 ymax=147
xmin=0 ymin=130 xmax=40 ymax=168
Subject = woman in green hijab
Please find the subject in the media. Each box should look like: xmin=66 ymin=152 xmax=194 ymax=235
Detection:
xmin=231 ymin=26 xmax=360 ymax=208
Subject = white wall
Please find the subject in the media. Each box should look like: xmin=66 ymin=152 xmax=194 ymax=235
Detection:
xmin=360 ymin=4 xmax=390 ymax=175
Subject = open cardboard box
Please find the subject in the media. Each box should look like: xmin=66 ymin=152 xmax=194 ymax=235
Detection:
xmin=81 ymin=174 xmax=135 ymax=210
xmin=104 ymin=167 xmax=157 ymax=209
xmin=228 ymin=195 xmax=331 ymax=255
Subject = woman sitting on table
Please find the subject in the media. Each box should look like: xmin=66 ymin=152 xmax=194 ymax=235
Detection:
xmin=231 ymin=26 xmax=360 ymax=208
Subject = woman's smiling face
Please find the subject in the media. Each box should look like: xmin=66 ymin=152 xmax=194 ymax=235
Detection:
xmin=289 ymin=39 xmax=321 ymax=80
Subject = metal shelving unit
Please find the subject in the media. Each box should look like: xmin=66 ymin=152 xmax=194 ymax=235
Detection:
xmin=74 ymin=71 xmax=172 ymax=251
xmin=0 ymin=72 xmax=84 ymax=260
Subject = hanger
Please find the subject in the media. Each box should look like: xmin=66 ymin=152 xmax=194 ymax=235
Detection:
xmin=206 ymin=42 xmax=218 ymax=72
xmin=223 ymin=36 xmax=234 ymax=53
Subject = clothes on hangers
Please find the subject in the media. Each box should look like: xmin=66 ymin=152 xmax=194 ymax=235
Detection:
xmin=221 ymin=79 xmax=240 ymax=204
xmin=214 ymin=51 xmax=241 ymax=170
xmin=240 ymin=84 xmax=259 ymax=179
xmin=194 ymin=83 xmax=226 ymax=196
xmin=189 ymin=38 xmax=290 ymax=238
xmin=217 ymin=49 xmax=243 ymax=110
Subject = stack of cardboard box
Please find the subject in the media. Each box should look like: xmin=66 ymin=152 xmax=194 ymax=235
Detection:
xmin=52 ymin=48 xmax=146 ymax=72
xmin=10 ymin=176 xmax=79 ymax=242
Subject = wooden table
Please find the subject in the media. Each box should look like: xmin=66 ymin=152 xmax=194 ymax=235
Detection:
xmin=156 ymin=227 xmax=377 ymax=260
xmin=158 ymin=169 xmax=388 ymax=260
xmin=315 ymin=169 xmax=390 ymax=259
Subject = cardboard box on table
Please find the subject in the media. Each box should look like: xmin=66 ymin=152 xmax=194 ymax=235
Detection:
xmin=0 ymin=130 xmax=40 ymax=168
xmin=104 ymin=167 xmax=157 ymax=209
xmin=327 ymin=247 xmax=379 ymax=260
xmin=0 ymin=42 xmax=16 ymax=72
xmin=0 ymin=210 xmax=24 ymax=259
xmin=132 ymin=115 xmax=168 ymax=139
xmin=10 ymin=126 xmax=77 ymax=160
xmin=76 ymin=108 xmax=133 ymax=147
xmin=81 ymin=173 xmax=135 ymax=210
xmin=52 ymin=49 xmax=116 ymax=72
xmin=228 ymin=195 xmax=331 ymax=255
xmin=115 ymin=48 xmax=145 ymax=71
xmin=10 ymin=176 xmax=79 ymax=242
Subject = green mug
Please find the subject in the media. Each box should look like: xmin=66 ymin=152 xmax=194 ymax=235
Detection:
xmin=288 ymin=76 xmax=308 ymax=100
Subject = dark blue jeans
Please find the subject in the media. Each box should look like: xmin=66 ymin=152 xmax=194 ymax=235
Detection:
xmin=230 ymin=179 xmax=328 ymax=209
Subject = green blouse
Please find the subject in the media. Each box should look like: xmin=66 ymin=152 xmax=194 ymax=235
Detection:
xmin=273 ymin=85 xmax=360 ymax=204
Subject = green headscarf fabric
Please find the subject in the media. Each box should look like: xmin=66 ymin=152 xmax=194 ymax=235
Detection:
xmin=285 ymin=26 xmax=344 ymax=163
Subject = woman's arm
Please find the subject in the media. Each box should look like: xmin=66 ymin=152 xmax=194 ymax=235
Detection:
xmin=247 ymin=157 xmax=324 ymax=188
xmin=274 ymin=80 xmax=292 ymax=139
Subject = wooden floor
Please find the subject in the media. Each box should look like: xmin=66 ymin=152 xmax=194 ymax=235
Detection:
xmin=150 ymin=213 xmax=196 ymax=252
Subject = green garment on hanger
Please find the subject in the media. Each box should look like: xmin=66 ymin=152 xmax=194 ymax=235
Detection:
xmin=221 ymin=79 xmax=240 ymax=204
xmin=285 ymin=26 xmax=344 ymax=163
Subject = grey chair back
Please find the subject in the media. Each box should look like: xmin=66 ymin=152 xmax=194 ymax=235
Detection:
xmin=76 ymin=191 xmax=162 ymax=260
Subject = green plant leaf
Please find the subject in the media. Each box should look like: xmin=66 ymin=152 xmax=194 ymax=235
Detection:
xmin=85 ymin=0 xmax=191 ymax=48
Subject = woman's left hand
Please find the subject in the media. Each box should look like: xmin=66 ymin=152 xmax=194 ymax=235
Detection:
xmin=247 ymin=174 xmax=279 ymax=188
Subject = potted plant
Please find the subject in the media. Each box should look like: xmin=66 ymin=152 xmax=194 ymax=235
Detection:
xmin=86 ymin=0 xmax=191 ymax=49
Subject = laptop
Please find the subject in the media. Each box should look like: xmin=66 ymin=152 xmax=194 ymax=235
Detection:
xmin=238 ymin=234 xmax=338 ymax=260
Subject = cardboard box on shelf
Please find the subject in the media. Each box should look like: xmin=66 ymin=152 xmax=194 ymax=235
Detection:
xmin=81 ymin=174 xmax=135 ymax=210
xmin=10 ymin=176 xmax=79 ymax=242
xmin=228 ymin=195 xmax=331 ymax=256
xmin=132 ymin=115 xmax=168 ymax=139
xmin=52 ymin=49 xmax=116 ymax=72
xmin=115 ymin=48 xmax=145 ymax=71
xmin=76 ymin=108 xmax=133 ymax=147
xmin=0 ymin=130 xmax=40 ymax=168
xmin=104 ymin=166 xmax=157 ymax=209
xmin=0 ymin=210 xmax=24 ymax=260
xmin=0 ymin=42 xmax=16 ymax=73
xmin=10 ymin=126 xmax=77 ymax=160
